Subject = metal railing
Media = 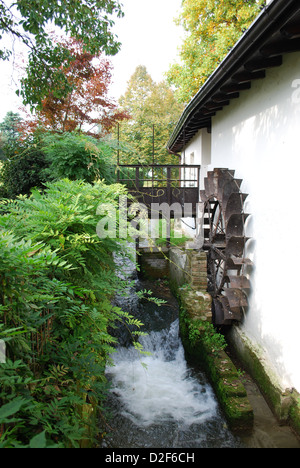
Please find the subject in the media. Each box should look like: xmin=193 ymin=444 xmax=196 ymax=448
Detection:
xmin=117 ymin=164 xmax=200 ymax=216
xmin=117 ymin=164 xmax=200 ymax=189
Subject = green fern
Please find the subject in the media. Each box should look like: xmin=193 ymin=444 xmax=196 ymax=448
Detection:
xmin=0 ymin=178 xmax=147 ymax=447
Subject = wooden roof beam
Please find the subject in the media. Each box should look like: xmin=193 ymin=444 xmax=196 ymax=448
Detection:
xmin=231 ymin=70 xmax=266 ymax=83
xmin=188 ymin=113 xmax=211 ymax=127
xmin=244 ymin=55 xmax=283 ymax=72
xmin=220 ymin=82 xmax=251 ymax=94
xmin=201 ymin=109 xmax=217 ymax=117
xmin=212 ymin=92 xmax=240 ymax=102
xmin=281 ymin=21 xmax=300 ymax=39
xmin=204 ymin=99 xmax=230 ymax=109
xmin=260 ymin=37 xmax=300 ymax=57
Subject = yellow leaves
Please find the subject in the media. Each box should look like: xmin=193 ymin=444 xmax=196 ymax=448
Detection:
xmin=118 ymin=66 xmax=183 ymax=164
xmin=167 ymin=0 xmax=264 ymax=103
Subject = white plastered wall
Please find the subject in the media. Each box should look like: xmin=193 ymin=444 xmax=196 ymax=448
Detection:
xmin=209 ymin=52 xmax=300 ymax=391
xmin=180 ymin=128 xmax=211 ymax=238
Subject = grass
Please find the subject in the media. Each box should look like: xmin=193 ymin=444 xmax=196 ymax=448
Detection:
xmin=154 ymin=219 xmax=192 ymax=247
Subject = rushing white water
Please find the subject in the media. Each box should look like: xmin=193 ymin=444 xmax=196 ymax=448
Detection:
xmin=107 ymin=320 xmax=217 ymax=428
xmin=102 ymin=277 xmax=242 ymax=448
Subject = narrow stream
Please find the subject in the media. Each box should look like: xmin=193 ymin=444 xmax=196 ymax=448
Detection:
xmin=100 ymin=277 xmax=244 ymax=448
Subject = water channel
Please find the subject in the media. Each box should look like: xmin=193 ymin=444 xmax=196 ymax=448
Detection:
xmin=99 ymin=268 xmax=300 ymax=449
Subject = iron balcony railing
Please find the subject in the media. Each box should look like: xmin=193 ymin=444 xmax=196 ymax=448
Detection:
xmin=117 ymin=164 xmax=200 ymax=217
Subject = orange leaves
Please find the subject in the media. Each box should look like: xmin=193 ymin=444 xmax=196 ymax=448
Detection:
xmin=22 ymin=37 xmax=128 ymax=137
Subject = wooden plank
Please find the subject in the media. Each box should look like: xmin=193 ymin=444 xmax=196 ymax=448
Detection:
xmin=244 ymin=55 xmax=282 ymax=71
xmin=231 ymin=70 xmax=266 ymax=83
xmin=260 ymin=38 xmax=300 ymax=57
xmin=220 ymin=82 xmax=251 ymax=94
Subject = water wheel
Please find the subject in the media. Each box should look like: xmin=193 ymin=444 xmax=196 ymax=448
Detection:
xmin=200 ymin=168 xmax=252 ymax=326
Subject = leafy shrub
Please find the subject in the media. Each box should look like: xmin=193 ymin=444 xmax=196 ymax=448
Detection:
xmin=0 ymin=139 xmax=48 ymax=199
xmin=0 ymin=131 xmax=118 ymax=199
xmin=0 ymin=178 xmax=143 ymax=448
xmin=180 ymin=308 xmax=227 ymax=352
xmin=42 ymin=132 xmax=117 ymax=184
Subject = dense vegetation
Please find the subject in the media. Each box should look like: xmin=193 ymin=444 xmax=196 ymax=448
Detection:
xmin=0 ymin=113 xmax=149 ymax=447
xmin=0 ymin=178 xmax=147 ymax=447
xmin=0 ymin=125 xmax=118 ymax=199
xmin=0 ymin=0 xmax=124 ymax=109
xmin=0 ymin=0 xmax=250 ymax=447
xmin=167 ymin=0 xmax=266 ymax=103
xmin=118 ymin=65 xmax=183 ymax=164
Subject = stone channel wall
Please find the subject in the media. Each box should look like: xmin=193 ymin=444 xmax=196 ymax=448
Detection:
xmin=169 ymin=248 xmax=212 ymax=323
xmin=168 ymin=247 xmax=254 ymax=432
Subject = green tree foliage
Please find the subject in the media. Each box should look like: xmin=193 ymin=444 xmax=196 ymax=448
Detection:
xmin=0 ymin=178 xmax=144 ymax=447
xmin=0 ymin=112 xmax=23 ymax=156
xmin=1 ymin=179 xmax=131 ymax=299
xmin=42 ymin=132 xmax=117 ymax=184
xmin=0 ymin=124 xmax=119 ymax=198
xmin=0 ymin=132 xmax=48 ymax=199
xmin=0 ymin=112 xmax=22 ymax=161
xmin=0 ymin=0 xmax=124 ymax=108
xmin=118 ymin=65 xmax=184 ymax=164
xmin=166 ymin=0 xmax=266 ymax=103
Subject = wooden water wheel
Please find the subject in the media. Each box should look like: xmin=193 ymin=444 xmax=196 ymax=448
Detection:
xmin=200 ymin=168 xmax=252 ymax=326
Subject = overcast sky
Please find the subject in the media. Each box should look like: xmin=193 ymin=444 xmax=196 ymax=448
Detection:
xmin=109 ymin=0 xmax=183 ymax=98
xmin=0 ymin=0 xmax=184 ymax=121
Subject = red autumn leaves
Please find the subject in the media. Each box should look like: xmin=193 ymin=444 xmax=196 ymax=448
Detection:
xmin=22 ymin=37 xmax=129 ymax=137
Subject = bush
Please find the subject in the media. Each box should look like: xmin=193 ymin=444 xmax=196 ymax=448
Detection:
xmin=42 ymin=132 xmax=117 ymax=184
xmin=0 ymin=178 xmax=143 ymax=448
xmin=0 ymin=139 xmax=48 ymax=199
xmin=0 ymin=132 xmax=118 ymax=199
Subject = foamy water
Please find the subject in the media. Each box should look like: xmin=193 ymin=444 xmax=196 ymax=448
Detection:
xmin=107 ymin=320 xmax=217 ymax=427
xmin=102 ymin=279 xmax=242 ymax=448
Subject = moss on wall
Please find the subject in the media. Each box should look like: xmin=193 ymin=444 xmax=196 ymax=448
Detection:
xmin=168 ymin=247 xmax=253 ymax=432
xmin=179 ymin=307 xmax=254 ymax=433
xmin=228 ymin=325 xmax=300 ymax=434
xmin=137 ymin=247 xmax=169 ymax=280
xmin=290 ymin=391 xmax=300 ymax=436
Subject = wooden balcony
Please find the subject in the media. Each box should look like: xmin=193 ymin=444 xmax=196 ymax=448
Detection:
xmin=117 ymin=164 xmax=200 ymax=218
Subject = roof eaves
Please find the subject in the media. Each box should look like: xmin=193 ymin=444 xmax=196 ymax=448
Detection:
xmin=167 ymin=0 xmax=300 ymax=153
